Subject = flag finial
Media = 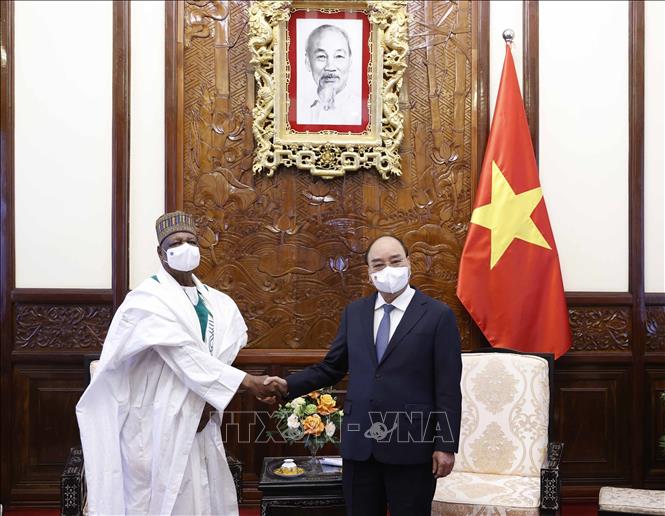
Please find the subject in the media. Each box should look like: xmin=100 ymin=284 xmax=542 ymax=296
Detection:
xmin=502 ymin=29 xmax=515 ymax=44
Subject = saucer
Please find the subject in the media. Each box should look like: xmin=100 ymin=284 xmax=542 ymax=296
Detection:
xmin=272 ymin=466 xmax=305 ymax=478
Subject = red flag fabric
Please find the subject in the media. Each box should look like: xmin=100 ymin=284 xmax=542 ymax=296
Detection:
xmin=457 ymin=44 xmax=571 ymax=359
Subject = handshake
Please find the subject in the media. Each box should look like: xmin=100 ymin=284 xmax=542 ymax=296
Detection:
xmin=240 ymin=374 xmax=288 ymax=404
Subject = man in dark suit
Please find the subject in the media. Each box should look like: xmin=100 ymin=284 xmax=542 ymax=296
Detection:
xmin=266 ymin=235 xmax=462 ymax=516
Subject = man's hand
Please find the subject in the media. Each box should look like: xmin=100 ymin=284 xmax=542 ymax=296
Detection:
xmin=256 ymin=376 xmax=289 ymax=404
xmin=197 ymin=402 xmax=215 ymax=433
xmin=241 ymin=374 xmax=287 ymax=401
xmin=432 ymin=451 xmax=455 ymax=479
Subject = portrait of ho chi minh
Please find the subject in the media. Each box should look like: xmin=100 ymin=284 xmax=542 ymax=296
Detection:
xmin=296 ymin=22 xmax=364 ymax=126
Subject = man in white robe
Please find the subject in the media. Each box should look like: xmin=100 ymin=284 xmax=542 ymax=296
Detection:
xmin=76 ymin=211 xmax=284 ymax=515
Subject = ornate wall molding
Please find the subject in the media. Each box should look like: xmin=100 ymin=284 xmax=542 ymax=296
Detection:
xmin=14 ymin=303 xmax=111 ymax=350
xmin=568 ymin=307 xmax=631 ymax=352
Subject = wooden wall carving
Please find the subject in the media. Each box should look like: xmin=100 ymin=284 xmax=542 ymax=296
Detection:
xmin=568 ymin=307 xmax=631 ymax=352
xmin=172 ymin=0 xmax=478 ymax=503
xmin=14 ymin=304 xmax=111 ymax=350
xmin=646 ymin=306 xmax=665 ymax=352
xmin=182 ymin=0 xmax=475 ymax=350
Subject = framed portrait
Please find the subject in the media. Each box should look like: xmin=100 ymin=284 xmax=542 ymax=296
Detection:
xmin=288 ymin=9 xmax=370 ymax=133
xmin=249 ymin=1 xmax=408 ymax=179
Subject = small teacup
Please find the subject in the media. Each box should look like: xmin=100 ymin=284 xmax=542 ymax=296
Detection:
xmin=281 ymin=459 xmax=297 ymax=471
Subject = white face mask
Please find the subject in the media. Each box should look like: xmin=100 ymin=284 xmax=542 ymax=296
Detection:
xmin=370 ymin=266 xmax=410 ymax=294
xmin=165 ymin=243 xmax=200 ymax=272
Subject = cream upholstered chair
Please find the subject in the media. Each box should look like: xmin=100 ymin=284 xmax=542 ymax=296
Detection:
xmin=432 ymin=348 xmax=563 ymax=515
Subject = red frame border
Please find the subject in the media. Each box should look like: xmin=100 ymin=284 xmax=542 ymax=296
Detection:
xmin=287 ymin=9 xmax=370 ymax=133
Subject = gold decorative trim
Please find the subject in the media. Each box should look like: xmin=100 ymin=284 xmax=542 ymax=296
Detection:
xmin=249 ymin=0 xmax=408 ymax=179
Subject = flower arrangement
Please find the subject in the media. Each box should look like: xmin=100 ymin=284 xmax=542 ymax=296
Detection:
xmin=273 ymin=388 xmax=344 ymax=461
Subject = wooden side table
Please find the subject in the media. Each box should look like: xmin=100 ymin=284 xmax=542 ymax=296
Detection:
xmin=258 ymin=456 xmax=345 ymax=516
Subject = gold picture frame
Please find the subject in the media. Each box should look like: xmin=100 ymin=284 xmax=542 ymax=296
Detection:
xmin=249 ymin=0 xmax=408 ymax=179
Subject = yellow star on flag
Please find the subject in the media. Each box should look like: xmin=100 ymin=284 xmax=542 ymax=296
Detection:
xmin=471 ymin=161 xmax=551 ymax=269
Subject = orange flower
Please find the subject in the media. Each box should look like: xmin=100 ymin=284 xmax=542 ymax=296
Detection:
xmin=302 ymin=414 xmax=325 ymax=436
xmin=317 ymin=394 xmax=338 ymax=415
xmin=308 ymin=391 xmax=320 ymax=399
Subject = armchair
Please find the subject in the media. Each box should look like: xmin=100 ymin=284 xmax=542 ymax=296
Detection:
xmin=432 ymin=348 xmax=563 ymax=515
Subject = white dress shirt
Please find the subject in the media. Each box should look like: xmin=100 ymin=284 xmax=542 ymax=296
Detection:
xmin=373 ymin=285 xmax=416 ymax=344
xmin=297 ymin=86 xmax=362 ymax=125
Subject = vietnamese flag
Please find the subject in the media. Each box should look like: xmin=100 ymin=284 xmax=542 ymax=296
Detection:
xmin=457 ymin=44 xmax=571 ymax=359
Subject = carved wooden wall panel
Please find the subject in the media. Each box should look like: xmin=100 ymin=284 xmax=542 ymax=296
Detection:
xmin=10 ymin=364 xmax=86 ymax=504
xmin=554 ymin=367 xmax=631 ymax=483
xmin=181 ymin=0 xmax=474 ymax=350
xmin=646 ymin=306 xmax=665 ymax=352
xmin=645 ymin=368 xmax=665 ymax=485
xmin=14 ymin=303 xmax=111 ymax=351
xmin=568 ymin=307 xmax=631 ymax=352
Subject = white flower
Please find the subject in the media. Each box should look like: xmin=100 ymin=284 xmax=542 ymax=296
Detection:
xmin=291 ymin=397 xmax=305 ymax=406
xmin=325 ymin=421 xmax=336 ymax=437
xmin=287 ymin=414 xmax=300 ymax=429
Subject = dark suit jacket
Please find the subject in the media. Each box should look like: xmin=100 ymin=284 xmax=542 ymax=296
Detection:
xmin=286 ymin=288 xmax=462 ymax=465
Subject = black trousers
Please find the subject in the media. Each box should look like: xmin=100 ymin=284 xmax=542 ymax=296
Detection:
xmin=342 ymin=456 xmax=437 ymax=516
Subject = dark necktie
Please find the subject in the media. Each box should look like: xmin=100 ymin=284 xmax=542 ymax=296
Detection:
xmin=376 ymin=304 xmax=395 ymax=363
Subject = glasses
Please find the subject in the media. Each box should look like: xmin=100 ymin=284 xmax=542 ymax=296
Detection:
xmin=368 ymin=257 xmax=407 ymax=272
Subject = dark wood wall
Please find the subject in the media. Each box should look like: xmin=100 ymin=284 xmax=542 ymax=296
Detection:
xmin=0 ymin=0 xmax=663 ymax=508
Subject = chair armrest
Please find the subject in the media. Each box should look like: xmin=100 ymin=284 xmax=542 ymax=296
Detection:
xmin=61 ymin=446 xmax=86 ymax=516
xmin=227 ymin=455 xmax=243 ymax=504
xmin=540 ymin=442 xmax=564 ymax=511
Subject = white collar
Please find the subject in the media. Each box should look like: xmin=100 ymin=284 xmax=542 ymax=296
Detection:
xmin=374 ymin=285 xmax=415 ymax=312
